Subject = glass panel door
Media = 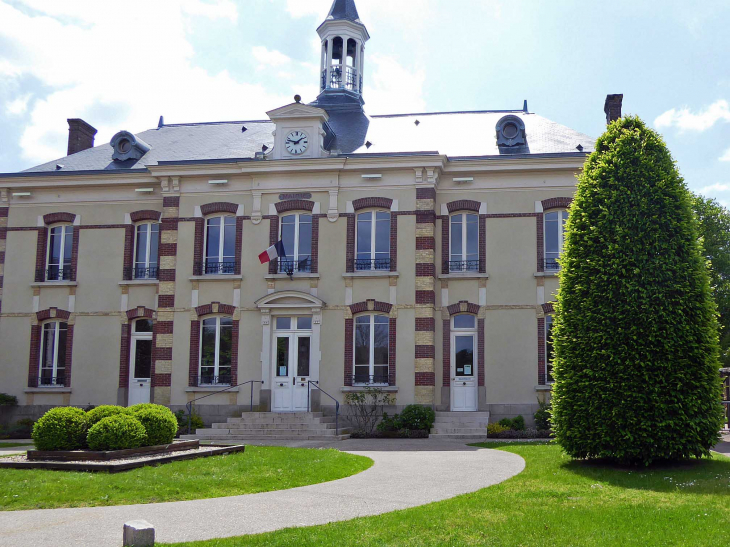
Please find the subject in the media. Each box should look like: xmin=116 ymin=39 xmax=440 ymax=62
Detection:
xmin=276 ymin=336 xmax=290 ymax=378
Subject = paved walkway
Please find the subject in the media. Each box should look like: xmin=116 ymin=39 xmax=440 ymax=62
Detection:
xmin=0 ymin=441 xmax=33 ymax=457
xmin=0 ymin=439 xmax=524 ymax=547
xmin=713 ymin=432 xmax=730 ymax=455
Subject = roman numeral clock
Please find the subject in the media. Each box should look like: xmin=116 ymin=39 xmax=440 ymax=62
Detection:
xmin=285 ymin=131 xmax=309 ymax=155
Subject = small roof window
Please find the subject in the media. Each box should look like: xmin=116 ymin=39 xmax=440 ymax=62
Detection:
xmin=110 ymin=131 xmax=151 ymax=162
xmin=495 ymin=115 xmax=526 ymax=148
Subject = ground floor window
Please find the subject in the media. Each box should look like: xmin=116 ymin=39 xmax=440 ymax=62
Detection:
xmin=40 ymin=321 xmax=67 ymax=386
xmin=200 ymin=316 xmax=232 ymax=385
xmin=354 ymin=314 xmax=389 ymax=384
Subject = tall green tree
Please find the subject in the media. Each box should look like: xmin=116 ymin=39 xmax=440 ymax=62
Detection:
xmin=551 ymin=116 xmax=724 ymax=465
xmin=692 ymin=194 xmax=730 ymax=366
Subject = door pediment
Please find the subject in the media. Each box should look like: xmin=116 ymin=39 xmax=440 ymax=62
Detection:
xmin=255 ymin=290 xmax=326 ymax=310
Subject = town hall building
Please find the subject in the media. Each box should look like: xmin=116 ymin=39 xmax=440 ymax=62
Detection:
xmin=0 ymin=0 xmax=618 ymax=432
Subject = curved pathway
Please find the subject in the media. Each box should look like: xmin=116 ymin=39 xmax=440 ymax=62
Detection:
xmin=0 ymin=439 xmax=524 ymax=547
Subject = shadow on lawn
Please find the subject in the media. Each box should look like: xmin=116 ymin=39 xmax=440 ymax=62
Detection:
xmin=561 ymin=454 xmax=730 ymax=494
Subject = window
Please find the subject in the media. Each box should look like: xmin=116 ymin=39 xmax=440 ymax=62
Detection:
xmin=279 ymin=214 xmax=312 ymax=273
xmin=449 ymin=213 xmax=478 ymax=272
xmin=200 ymin=316 xmax=232 ymax=385
xmin=39 ymin=321 xmax=67 ymax=386
xmin=356 ymin=211 xmax=390 ymax=270
xmin=544 ymin=210 xmax=568 ymax=270
xmin=204 ymin=216 xmax=236 ymax=274
xmin=133 ymin=223 xmax=159 ymax=279
xmin=354 ymin=314 xmax=389 ymax=384
xmin=46 ymin=225 xmax=73 ymax=281
xmin=452 ymin=314 xmax=476 ymax=377
xmin=545 ymin=315 xmax=554 ymax=383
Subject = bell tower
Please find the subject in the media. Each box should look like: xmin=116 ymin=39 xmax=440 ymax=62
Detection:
xmin=312 ymin=0 xmax=369 ymax=111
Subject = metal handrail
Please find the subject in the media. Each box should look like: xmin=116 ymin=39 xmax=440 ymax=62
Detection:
xmin=186 ymin=379 xmax=264 ymax=435
xmin=307 ymin=380 xmax=339 ymax=436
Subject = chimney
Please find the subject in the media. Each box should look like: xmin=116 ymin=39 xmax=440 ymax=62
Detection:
xmin=67 ymin=118 xmax=98 ymax=155
xmin=603 ymin=94 xmax=623 ymax=125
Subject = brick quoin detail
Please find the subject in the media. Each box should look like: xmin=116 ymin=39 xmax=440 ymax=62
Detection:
xmin=542 ymin=302 xmax=555 ymax=314
xmin=415 ymin=372 xmax=435 ymax=386
xmin=275 ymin=200 xmax=315 ymax=214
xmin=416 ymin=263 xmax=435 ymax=277
xmin=441 ymin=217 xmax=449 ymax=274
xmin=446 ymin=200 xmax=480 ymax=213
xmin=231 ymin=320 xmax=239 ymax=385
xmin=415 ymin=236 xmax=435 ymax=251
xmin=349 ymin=300 xmax=392 ymax=315
xmin=390 ymin=214 xmax=398 ymax=272
xmin=478 ymin=318 xmax=485 ymax=387
xmin=235 ymin=216 xmax=244 ymax=275
xmin=34 ymin=228 xmax=47 ymax=282
xmin=536 ymin=214 xmax=544 ymax=272
xmin=70 ymin=226 xmax=80 ymax=282
xmin=345 ymin=214 xmax=355 ymax=273
xmin=415 ymin=210 xmax=436 ymax=225
xmin=43 ymin=212 xmax=76 ymax=225
xmin=129 ymin=210 xmax=162 ymax=223
xmin=442 ymin=319 xmax=450 ymax=387
xmin=352 ymin=197 xmax=393 ymax=211
xmin=479 ymin=215 xmax=486 ymax=273
xmin=311 ymin=215 xmax=321 ymax=274
xmin=415 ymin=188 xmax=436 ymax=200
xmin=162 ymin=196 xmax=180 ymax=208
xmin=389 ymin=317 xmax=397 ymax=385
xmin=119 ymin=323 xmax=131 ymax=389
xmin=343 ymin=318 xmax=353 ymax=386
xmin=415 ymin=317 xmax=435 ymax=331
xmin=158 ymin=295 xmax=175 ymax=308
xmin=64 ymin=325 xmax=74 ymax=387
xmin=447 ymin=301 xmax=480 ymax=316
xmin=542 ymin=197 xmax=573 ymax=210
xmin=152 ymin=374 xmax=171 ymax=388
xmin=127 ymin=307 xmax=155 ymax=320
xmin=122 ymin=225 xmax=134 ymax=279
xmin=200 ymin=202 xmax=238 ymax=216
xmin=415 ymin=345 xmax=435 ymax=359
xmin=195 ymin=302 xmax=236 ymax=317
xmin=193 ymin=218 xmax=204 ymax=274
xmin=415 ymin=291 xmax=435 ymax=304
xmin=537 ymin=317 xmax=546 ymax=385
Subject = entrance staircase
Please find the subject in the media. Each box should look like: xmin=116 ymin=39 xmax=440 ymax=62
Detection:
xmin=180 ymin=412 xmax=351 ymax=442
xmin=429 ymin=411 xmax=490 ymax=440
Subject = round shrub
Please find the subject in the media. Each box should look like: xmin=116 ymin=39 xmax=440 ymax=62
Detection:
xmin=130 ymin=405 xmax=178 ymax=446
xmin=32 ymin=407 xmax=88 ymax=451
xmin=86 ymin=405 xmax=130 ymax=426
xmin=86 ymin=414 xmax=146 ymax=451
xmin=397 ymin=405 xmax=436 ymax=431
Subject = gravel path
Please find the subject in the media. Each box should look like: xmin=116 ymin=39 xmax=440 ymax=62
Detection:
xmin=0 ymin=438 xmax=524 ymax=547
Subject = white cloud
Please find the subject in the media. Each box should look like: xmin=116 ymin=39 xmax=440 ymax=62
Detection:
xmin=654 ymin=99 xmax=730 ymax=132
xmin=5 ymin=94 xmax=31 ymax=115
xmin=252 ymin=46 xmax=291 ymax=68
xmin=720 ymin=147 xmax=730 ymax=162
xmin=366 ymin=54 xmax=426 ymax=115
xmin=699 ymin=183 xmax=730 ymax=194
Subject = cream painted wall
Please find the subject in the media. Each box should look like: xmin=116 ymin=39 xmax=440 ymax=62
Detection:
xmin=485 ymin=217 xmax=537 ymax=306
xmin=76 ymin=229 xmax=126 ymax=312
xmin=0 ymin=317 xmax=31 ymax=400
xmin=3 ymin=231 xmax=36 ymax=313
xmin=69 ymin=315 xmax=121 ymax=406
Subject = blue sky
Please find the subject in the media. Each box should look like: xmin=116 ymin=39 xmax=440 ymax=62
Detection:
xmin=1 ymin=0 xmax=728 ymax=205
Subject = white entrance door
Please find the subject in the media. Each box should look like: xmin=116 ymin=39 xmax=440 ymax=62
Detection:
xmin=129 ymin=319 xmax=153 ymax=405
xmin=450 ymin=316 xmax=478 ymax=411
xmin=271 ymin=317 xmax=312 ymax=412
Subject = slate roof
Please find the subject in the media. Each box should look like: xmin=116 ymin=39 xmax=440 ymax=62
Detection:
xmin=15 ymin=110 xmax=594 ymax=175
xmin=325 ymin=0 xmax=361 ymax=24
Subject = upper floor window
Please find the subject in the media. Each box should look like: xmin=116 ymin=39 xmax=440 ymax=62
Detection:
xmin=205 ymin=216 xmax=236 ymax=275
xmin=356 ymin=211 xmax=390 ymax=271
xmin=354 ymin=314 xmax=389 ymax=385
xmin=449 ymin=213 xmax=478 ymax=272
xmin=46 ymin=225 xmax=73 ymax=281
xmin=544 ymin=210 xmax=568 ymax=270
xmin=39 ymin=321 xmax=67 ymax=386
xmin=133 ymin=223 xmax=159 ymax=279
xmin=279 ymin=214 xmax=312 ymax=274
xmin=200 ymin=316 xmax=233 ymax=385
xmin=545 ymin=314 xmax=555 ymax=383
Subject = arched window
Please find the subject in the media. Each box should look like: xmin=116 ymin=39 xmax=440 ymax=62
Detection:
xmin=46 ymin=225 xmax=73 ymax=281
xmin=354 ymin=314 xmax=389 ymax=385
xmin=356 ymin=210 xmax=390 ymax=270
xmin=544 ymin=210 xmax=568 ymax=270
xmin=545 ymin=314 xmax=555 ymax=383
xmin=449 ymin=213 xmax=478 ymax=272
xmin=279 ymin=213 xmax=312 ymax=274
xmin=39 ymin=321 xmax=68 ymax=386
xmin=200 ymin=315 xmax=233 ymax=385
xmin=204 ymin=215 xmax=236 ymax=275
xmin=133 ymin=222 xmax=159 ymax=279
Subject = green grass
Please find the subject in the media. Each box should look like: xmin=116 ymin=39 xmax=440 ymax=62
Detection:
xmin=0 ymin=446 xmax=372 ymax=510
xmin=0 ymin=442 xmax=33 ymax=448
xmin=164 ymin=443 xmax=730 ymax=547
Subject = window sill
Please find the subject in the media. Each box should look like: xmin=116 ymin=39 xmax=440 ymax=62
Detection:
xmin=185 ymin=386 xmax=240 ymax=393
xmin=264 ymin=273 xmax=320 ymax=279
xmin=341 ymin=386 xmax=399 ymax=393
xmin=534 ymin=272 xmax=559 ymax=278
xmin=438 ymin=273 xmax=489 ymax=280
xmin=119 ymin=279 xmax=159 ymax=286
xmin=30 ymin=281 xmax=78 ymax=287
xmin=189 ymin=275 xmax=243 ymax=282
xmin=342 ymin=271 xmax=399 ymax=279
xmin=534 ymin=385 xmax=553 ymax=392
xmin=24 ymin=387 xmax=72 ymax=393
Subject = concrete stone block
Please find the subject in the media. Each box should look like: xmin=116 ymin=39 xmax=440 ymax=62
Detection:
xmin=123 ymin=520 xmax=155 ymax=546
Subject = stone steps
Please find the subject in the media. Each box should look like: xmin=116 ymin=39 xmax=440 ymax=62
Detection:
xmin=429 ymin=410 xmax=490 ymax=440
xmin=181 ymin=433 xmax=352 ymax=441
xmin=213 ymin=422 xmax=338 ymax=430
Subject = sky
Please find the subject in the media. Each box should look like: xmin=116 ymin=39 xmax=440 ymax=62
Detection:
xmin=0 ymin=0 xmax=728 ymax=206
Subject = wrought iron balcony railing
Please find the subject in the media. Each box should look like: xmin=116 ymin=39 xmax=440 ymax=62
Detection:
xmin=353 ymin=372 xmax=390 ymax=385
xmin=354 ymin=257 xmax=391 ymax=271
xmin=193 ymin=373 xmax=232 ymax=387
xmin=123 ymin=266 xmax=159 ymax=280
xmin=326 ymin=64 xmax=358 ymax=91
xmin=29 ymin=375 xmax=66 ymax=388
xmin=278 ymin=257 xmax=311 ymax=275
xmin=193 ymin=261 xmax=237 ymax=276
xmin=445 ymin=260 xmax=482 ymax=273
xmin=39 ymin=266 xmax=74 ymax=282
xmin=540 ymin=258 xmax=561 ymax=271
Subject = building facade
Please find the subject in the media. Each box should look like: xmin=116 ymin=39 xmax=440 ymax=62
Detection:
xmin=0 ymin=0 xmax=616 ymax=424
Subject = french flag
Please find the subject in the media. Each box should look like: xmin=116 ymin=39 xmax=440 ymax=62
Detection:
xmin=259 ymin=240 xmax=286 ymax=264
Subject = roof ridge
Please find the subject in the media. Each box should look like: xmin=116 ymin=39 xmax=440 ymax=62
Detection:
xmin=370 ymin=109 xmax=529 ymax=119
xmin=158 ymin=120 xmax=273 ymax=128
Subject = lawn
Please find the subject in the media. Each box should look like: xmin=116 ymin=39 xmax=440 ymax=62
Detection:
xmin=0 ymin=442 xmax=32 ymax=448
xmin=164 ymin=443 xmax=730 ymax=547
xmin=0 ymin=446 xmax=372 ymax=510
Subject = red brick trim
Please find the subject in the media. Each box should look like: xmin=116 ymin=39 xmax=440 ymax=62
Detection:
xmin=415 ymin=317 xmax=435 ymax=331
xmin=536 ymin=214 xmax=544 ymax=273
xmin=416 ymin=210 xmax=436 ymax=225
xmin=126 ymin=306 xmax=155 ymax=320
xmin=43 ymin=212 xmax=75 ymax=225
xmin=36 ymin=307 xmax=71 ymax=321
xmin=275 ymin=200 xmax=315 ymax=213
xmin=189 ymin=319 xmax=200 ymax=387
xmin=442 ymin=319 xmax=450 ymax=387
xmin=447 ymin=301 xmax=480 ymax=316
xmin=192 ymin=218 xmax=204 ymax=275
xmin=345 ymin=213 xmax=355 ymax=273
xmin=122 ymin=224 xmax=134 ymax=279
xmin=119 ymin=323 xmax=131 ymax=389
xmin=65 ymin=324 xmax=74 ymax=387
xmin=231 ymin=319 xmax=239 ymax=385
xmin=349 ymin=300 xmax=392 ymax=315
xmin=538 ymin=317 xmax=546 ymax=385
xmin=152 ymin=373 xmax=171 ymax=388
xmin=200 ymin=202 xmax=239 ymax=216
xmin=352 ymin=197 xmax=393 ymax=211
xmin=0 ymin=207 xmax=7 ymax=218
xmin=70 ymin=226 xmax=79 ymax=282
xmin=541 ymin=302 xmax=555 ymax=314
xmin=34 ymin=228 xmax=47 ymax=282
xmin=484 ymin=213 xmax=539 ymax=218
xmin=388 ymin=317 xmax=397 ymax=385
xmin=415 ymin=188 xmax=436 ymax=200
xmin=162 ymin=196 xmax=180 ymax=208
xmin=28 ymin=319 xmax=74 ymax=387
xmin=390 ymin=214 xmax=398 ymax=272
xmin=416 ymin=263 xmax=435 ymax=277
xmin=446 ymin=200 xmax=480 ymax=213
xmin=441 ymin=216 xmax=449 ymax=274
xmin=542 ymin=197 xmax=573 ymax=210
xmin=130 ymin=210 xmax=162 ymax=223
xmin=416 ymin=290 xmax=435 ymax=304
xmin=344 ymin=318 xmax=353 ymax=386
xmin=266 ymin=215 xmax=279 ymax=275
xmin=234 ymin=216 xmax=244 ymax=275
xmin=478 ymin=215 xmax=486 ymax=273
xmin=195 ymin=302 xmax=236 ymax=317
xmin=415 ymin=371 xmax=435 ymax=386
xmin=478 ymin=318 xmax=485 ymax=387
xmin=311 ymin=215 xmax=320 ymax=274
xmin=416 ymin=236 xmax=435 ymax=250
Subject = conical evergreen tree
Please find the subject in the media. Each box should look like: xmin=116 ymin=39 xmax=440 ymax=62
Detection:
xmin=551 ymin=116 xmax=724 ymax=465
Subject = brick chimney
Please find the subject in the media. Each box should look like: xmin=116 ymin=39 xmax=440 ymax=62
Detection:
xmin=67 ymin=118 xmax=98 ymax=155
xmin=603 ymin=94 xmax=623 ymax=125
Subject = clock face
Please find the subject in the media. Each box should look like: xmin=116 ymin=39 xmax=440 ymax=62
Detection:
xmin=285 ymin=131 xmax=309 ymax=155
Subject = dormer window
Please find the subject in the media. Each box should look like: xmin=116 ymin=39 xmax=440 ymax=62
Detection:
xmin=496 ymin=115 xmax=526 ymax=148
xmin=110 ymin=130 xmax=150 ymax=162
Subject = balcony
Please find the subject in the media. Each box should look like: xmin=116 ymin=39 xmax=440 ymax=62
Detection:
xmin=353 ymin=371 xmax=390 ymax=386
xmin=540 ymin=258 xmax=561 ymax=271
xmin=323 ymin=64 xmax=359 ymax=92
xmin=278 ymin=257 xmax=311 ymax=275
xmin=192 ymin=373 xmax=232 ymax=387
xmin=123 ymin=266 xmax=158 ymax=281
xmin=354 ymin=257 xmax=391 ymax=272
xmin=39 ymin=266 xmax=74 ymax=282
xmin=29 ymin=375 xmax=65 ymax=388
xmin=193 ymin=261 xmax=237 ymax=276
xmin=445 ymin=260 xmax=483 ymax=273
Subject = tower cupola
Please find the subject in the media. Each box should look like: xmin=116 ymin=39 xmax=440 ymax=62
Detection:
xmin=314 ymin=0 xmax=369 ymax=110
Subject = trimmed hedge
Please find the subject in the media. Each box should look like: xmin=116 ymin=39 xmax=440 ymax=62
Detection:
xmin=130 ymin=405 xmax=177 ymax=446
xmin=398 ymin=405 xmax=436 ymax=430
xmin=32 ymin=407 xmax=88 ymax=451
xmin=551 ymin=116 xmax=725 ymax=465
xmin=86 ymin=405 xmax=130 ymax=427
xmin=86 ymin=414 xmax=146 ymax=451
